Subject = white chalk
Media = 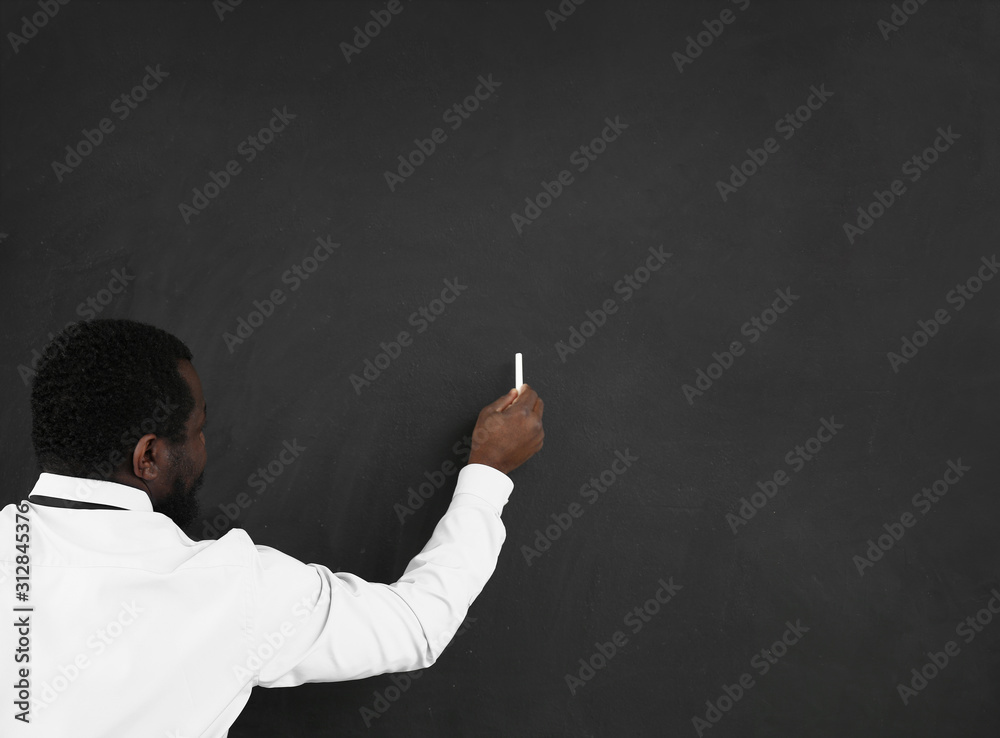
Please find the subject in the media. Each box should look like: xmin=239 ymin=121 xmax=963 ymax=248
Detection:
xmin=515 ymin=353 xmax=523 ymax=393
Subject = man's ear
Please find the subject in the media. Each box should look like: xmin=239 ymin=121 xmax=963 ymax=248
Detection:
xmin=131 ymin=433 xmax=164 ymax=482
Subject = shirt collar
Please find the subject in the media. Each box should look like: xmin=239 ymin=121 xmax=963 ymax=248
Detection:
xmin=28 ymin=472 xmax=154 ymax=512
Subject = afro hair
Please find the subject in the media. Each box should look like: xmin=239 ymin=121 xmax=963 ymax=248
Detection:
xmin=30 ymin=319 xmax=195 ymax=480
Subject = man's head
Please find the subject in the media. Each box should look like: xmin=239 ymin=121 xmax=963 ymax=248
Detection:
xmin=30 ymin=319 xmax=208 ymax=528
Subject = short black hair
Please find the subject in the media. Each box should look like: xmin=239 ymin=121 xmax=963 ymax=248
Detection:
xmin=30 ymin=319 xmax=195 ymax=480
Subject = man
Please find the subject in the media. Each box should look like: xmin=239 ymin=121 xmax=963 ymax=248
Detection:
xmin=1 ymin=319 xmax=544 ymax=737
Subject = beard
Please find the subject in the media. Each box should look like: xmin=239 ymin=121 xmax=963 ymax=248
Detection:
xmin=152 ymin=451 xmax=204 ymax=530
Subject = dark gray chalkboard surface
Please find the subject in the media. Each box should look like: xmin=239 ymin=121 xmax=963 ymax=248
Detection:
xmin=2 ymin=0 xmax=999 ymax=736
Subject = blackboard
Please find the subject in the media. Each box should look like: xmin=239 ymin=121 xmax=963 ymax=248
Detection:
xmin=2 ymin=0 xmax=999 ymax=736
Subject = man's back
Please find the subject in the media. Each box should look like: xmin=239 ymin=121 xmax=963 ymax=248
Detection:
xmin=3 ymin=486 xmax=258 ymax=736
xmin=2 ymin=465 xmax=515 ymax=737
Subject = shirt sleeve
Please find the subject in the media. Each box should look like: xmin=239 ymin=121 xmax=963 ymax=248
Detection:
xmin=249 ymin=463 xmax=513 ymax=687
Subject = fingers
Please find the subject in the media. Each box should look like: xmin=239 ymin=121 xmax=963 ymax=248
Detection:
xmin=481 ymin=384 xmax=544 ymax=425
xmin=514 ymin=387 xmax=543 ymax=423
xmin=488 ymin=387 xmax=519 ymax=413
xmin=510 ymin=384 xmax=538 ymax=409
xmin=470 ymin=383 xmax=546 ymax=473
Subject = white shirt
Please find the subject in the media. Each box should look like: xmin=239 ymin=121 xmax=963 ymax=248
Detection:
xmin=0 ymin=464 xmax=512 ymax=737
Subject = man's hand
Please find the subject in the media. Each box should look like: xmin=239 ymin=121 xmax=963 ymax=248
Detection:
xmin=467 ymin=385 xmax=545 ymax=475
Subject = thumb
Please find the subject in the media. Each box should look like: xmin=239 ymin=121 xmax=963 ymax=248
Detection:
xmin=488 ymin=387 xmax=519 ymax=413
